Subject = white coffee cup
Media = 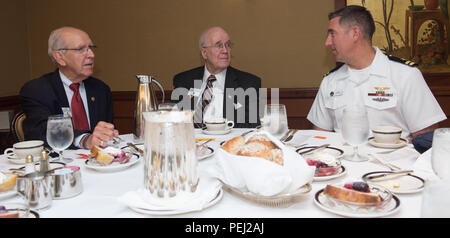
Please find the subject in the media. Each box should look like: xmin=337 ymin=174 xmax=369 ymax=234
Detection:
xmin=204 ymin=118 xmax=234 ymax=131
xmin=371 ymin=126 xmax=402 ymax=144
xmin=4 ymin=140 xmax=44 ymax=159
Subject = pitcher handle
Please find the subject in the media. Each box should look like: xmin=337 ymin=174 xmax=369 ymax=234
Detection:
xmin=151 ymin=78 xmax=165 ymax=103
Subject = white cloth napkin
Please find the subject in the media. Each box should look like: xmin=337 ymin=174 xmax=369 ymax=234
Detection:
xmin=413 ymin=148 xmax=440 ymax=181
xmin=211 ymin=131 xmax=315 ymax=196
xmin=369 ymin=145 xmax=420 ymax=170
xmin=118 ymin=176 xmax=221 ymax=212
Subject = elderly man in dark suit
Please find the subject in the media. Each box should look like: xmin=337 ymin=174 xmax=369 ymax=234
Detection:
xmin=172 ymin=26 xmax=261 ymax=128
xmin=20 ymin=27 xmax=118 ymax=149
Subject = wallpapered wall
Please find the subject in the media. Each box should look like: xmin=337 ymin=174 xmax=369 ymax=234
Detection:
xmin=0 ymin=0 xmax=335 ymax=97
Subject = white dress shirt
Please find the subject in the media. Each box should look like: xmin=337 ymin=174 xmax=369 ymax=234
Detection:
xmin=59 ymin=71 xmax=91 ymax=147
xmin=199 ymin=66 xmax=227 ymax=122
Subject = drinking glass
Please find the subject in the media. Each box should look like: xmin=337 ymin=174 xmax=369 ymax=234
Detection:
xmin=341 ymin=105 xmax=370 ymax=162
xmin=46 ymin=114 xmax=74 ymax=163
xmin=261 ymin=104 xmax=289 ymax=138
xmin=431 ymin=128 xmax=450 ymax=180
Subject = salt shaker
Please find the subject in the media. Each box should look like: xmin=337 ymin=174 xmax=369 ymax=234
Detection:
xmin=39 ymin=150 xmax=49 ymax=173
xmin=24 ymin=155 xmax=35 ymax=174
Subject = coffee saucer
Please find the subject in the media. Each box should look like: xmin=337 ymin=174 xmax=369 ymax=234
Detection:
xmin=202 ymin=128 xmax=231 ymax=135
xmin=368 ymin=137 xmax=408 ymax=149
xmin=6 ymin=154 xmax=27 ymax=165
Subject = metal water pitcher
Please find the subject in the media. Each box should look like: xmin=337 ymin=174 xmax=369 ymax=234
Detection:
xmin=134 ymin=75 xmax=165 ymax=141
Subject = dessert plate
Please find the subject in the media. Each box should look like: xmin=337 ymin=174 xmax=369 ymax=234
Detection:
xmin=197 ymin=146 xmax=215 ymax=161
xmin=313 ymin=165 xmax=347 ymax=182
xmin=128 ymin=189 xmax=223 ymax=216
xmin=85 ymin=153 xmax=140 ymax=172
xmin=0 ymin=189 xmax=17 ymax=200
xmin=202 ymin=128 xmax=231 ymax=135
xmin=368 ymin=137 xmax=408 ymax=149
xmin=29 ymin=210 xmax=40 ymax=218
xmin=296 ymin=146 xmax=344 ymax=160
xmin=362 ymin=171 xmax=425 ymax=194
xmin=314 ymin=189 xmax=401 ymax=218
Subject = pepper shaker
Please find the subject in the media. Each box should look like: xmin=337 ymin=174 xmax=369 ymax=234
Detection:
xmin=39 ymin=150 xmax=49 ymax=173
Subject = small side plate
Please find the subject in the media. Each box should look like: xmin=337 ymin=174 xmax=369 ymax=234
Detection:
xmin=362 ymin=171 xmax=425 ymax=194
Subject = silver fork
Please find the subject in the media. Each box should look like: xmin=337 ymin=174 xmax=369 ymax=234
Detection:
xmin=280 ymin=129 xmax=294 ymax=142
xmin=241 ymin=125 xmax=262 ymax=137
xmin=283 ymin=129 xmax=298 ymax=142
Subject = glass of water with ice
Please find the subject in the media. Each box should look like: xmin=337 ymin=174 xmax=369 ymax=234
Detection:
xmin=46 ymin=114 xmax=74 ymax=163
xmin=261 ymin=104 xmax=288 ymax=138
xmin=341 ymin=105 xmax=370 ymax=162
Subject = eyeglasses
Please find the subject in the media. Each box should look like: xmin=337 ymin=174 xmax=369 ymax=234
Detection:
xmin=57 ymin=45 xmax=97 ymax=54
xmin=202 ymin=41 xmax=232 ymax=50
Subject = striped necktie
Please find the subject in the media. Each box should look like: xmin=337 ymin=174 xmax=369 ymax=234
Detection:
xmin=69 ymin=83 xmax=90 ymax=130
xmin=194 ymin=75 xmax=216 ymax=128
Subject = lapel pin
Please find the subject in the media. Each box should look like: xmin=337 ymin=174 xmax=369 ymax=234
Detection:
xmin=91 ymin=97 xmax=95 ymax=102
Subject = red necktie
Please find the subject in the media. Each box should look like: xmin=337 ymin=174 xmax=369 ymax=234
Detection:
xmin=69 ymin=83 xmax=90 ymax=130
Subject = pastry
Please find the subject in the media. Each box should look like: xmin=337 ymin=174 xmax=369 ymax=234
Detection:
xmin=0 ymin=206 xmax=19 ymax=218
xmin=0 ymin=172 xmax=18 ymax=192
xmin=90 ymin=145 xmax=130 ymax=165
xmin=324 ymin=182 xmax=381 ymax=204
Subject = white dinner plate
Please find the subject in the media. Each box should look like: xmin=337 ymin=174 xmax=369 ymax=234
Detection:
xmin=368 ymin=137 xmax=408 ymax=149
xmin=0 ymin=189 xmax=17 ymax=200
xmin=314 ymin=189 xmax=401 ymax=218
xmin=313 ymin=165 xmax=347 ymax=182
xmin=128 ymin=189 xmax=223 ymax=216
xmin=197 ymin=146 xmax=215 ymax=161
xmin=202 ymin=128 xmax=231 ymax=135
xmin=362 ymin=171 xmax=425 ymax=194
xmin=84 ymin=153 xmax=140 ymax=172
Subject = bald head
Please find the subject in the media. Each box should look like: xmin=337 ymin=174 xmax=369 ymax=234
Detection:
xmin=48 ymin=27 xmax=90 ymax=64
xmin=199 ymin=26 xmax=232 ymax=74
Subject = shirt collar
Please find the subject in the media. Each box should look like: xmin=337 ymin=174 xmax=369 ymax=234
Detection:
xmin=203 ymin=66 xmax=227 ymax=88
xmin=332 ymin=46 xmax=388 ymax=81
xmin=59 ymin=70 xmax=84 ymax=88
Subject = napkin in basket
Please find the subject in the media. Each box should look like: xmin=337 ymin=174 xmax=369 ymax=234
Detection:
xmin=212 ymin=131 xmax=315 ymax=196
xmin=118 ymin=176 xmax=221 ymax=212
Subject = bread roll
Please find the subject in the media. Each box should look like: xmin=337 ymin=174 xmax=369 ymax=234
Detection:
xmin=0 ymin=173 xmax=18 ymax=192
xmin=221 ymin=136 xmax=245 ymax=154
xmin=221 ymin=134 xmax=284 ymax=165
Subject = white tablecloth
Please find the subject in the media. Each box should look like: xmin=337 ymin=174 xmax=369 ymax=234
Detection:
xmin=0 ymin=129 xmax=427 ymax=218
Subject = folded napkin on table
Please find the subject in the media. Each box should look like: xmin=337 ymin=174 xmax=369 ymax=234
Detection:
xmin=370 ymin=145 xmax=420 ymax=170
xmin=210 ymin=131 xmax=315 ymax=196
xmin=118 ymin=176 xmax=221 ymax=212
xmin=412 ymin=148 xmax=440 ymax=181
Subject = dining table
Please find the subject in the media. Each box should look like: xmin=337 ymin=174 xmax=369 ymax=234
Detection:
xmin=0 ymin=128 xmax=432 ymax=218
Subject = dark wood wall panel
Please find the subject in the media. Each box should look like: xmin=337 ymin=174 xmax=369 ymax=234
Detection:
xmin=1 ymin=86 xmax=450 ymax=152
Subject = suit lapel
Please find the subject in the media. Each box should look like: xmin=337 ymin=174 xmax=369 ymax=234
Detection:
xmin=223 ymin=67 xmax=238 ymax=118
xmin=50 ymin=70 xmax=70 ymax=109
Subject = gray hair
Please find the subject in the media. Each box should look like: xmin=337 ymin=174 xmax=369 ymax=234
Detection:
xmin=199 ymin=28 xmax=209 ymax=49
xmin=48 ymin=28 xmax=67 ymax=64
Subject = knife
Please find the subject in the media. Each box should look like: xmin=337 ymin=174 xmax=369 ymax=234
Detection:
xmin=366 ymin=170 xmax=413 ymax=180
xmin=127 ymin=143 xmax=144 ymax=155
xmin=299 ymin=144 xmax=330 ymax=155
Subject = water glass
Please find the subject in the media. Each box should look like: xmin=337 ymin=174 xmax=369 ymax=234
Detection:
xmin=431 ymin=128 xmax=450 ymax=180
xmin=421 ymin=178 xmax=450 ymax=217
xmin=143 ymin=110 xmax=197 ymax=199
xmin=261 ymin=104 xmax=288 ymax=138
xmin=46 ymin=114 xmax=74 ymax=163
xmin=341 ymin=105 xmax=370 ymax=162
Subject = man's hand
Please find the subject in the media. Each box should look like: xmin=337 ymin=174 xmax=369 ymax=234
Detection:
xmin=84 ymin=121 xmax=119 ymax=149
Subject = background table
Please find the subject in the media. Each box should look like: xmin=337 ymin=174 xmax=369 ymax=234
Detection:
xmin=0 ymin=129 xmax=425 ymax=218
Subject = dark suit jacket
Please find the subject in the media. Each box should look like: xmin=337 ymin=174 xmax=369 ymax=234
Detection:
xmin=19 ymin=69 xmax=114 ymax=148
xmin=172 ymin=66 xmax=261 ymax=128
